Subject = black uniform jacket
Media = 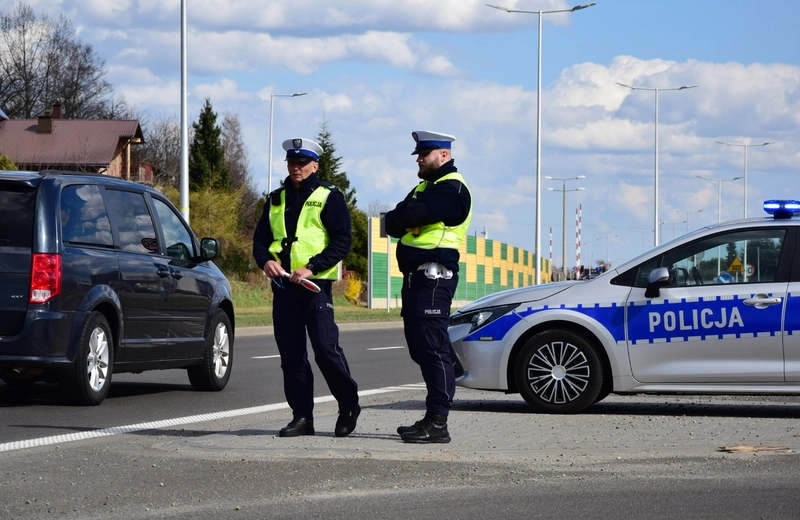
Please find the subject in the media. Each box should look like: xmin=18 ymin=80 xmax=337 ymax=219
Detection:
xmin=252 ymin=173 xmax=352 ymax=277
xmin=384 ymin=160 xmax=471 ymax=274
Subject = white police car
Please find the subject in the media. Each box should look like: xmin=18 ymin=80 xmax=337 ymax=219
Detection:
xmin=449 ymin=200 xmax=800 ymax=413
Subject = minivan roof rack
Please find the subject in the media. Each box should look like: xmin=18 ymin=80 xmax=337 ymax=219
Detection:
xmin=37 ymin=170 xmax=106 ymax=177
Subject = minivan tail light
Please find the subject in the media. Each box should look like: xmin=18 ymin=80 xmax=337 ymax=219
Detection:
xmin=30 ymin=254 xmax=61 ymax=303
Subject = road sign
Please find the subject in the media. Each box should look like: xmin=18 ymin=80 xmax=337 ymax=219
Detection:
xmin=728 ymin=257 xmax=744 ymax=273
xmin=746 ymin=263 xmax=755 ymax=278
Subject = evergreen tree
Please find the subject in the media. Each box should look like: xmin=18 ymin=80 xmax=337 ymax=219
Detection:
xmin=189 ymin=98 xmax=230 ymax=191
xmin=314 ymin=118 xmax=366 ymax=279
xmin=316 ymin=117 xmax=356 ymax=207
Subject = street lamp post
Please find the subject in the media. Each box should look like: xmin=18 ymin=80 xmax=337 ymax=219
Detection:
xmin=630 ymin=229 xmax=651 ymax=252
xmin=617 ymin=83 xmax=697 ymax=247
xmin=268 ymin=92 xmax=308 ymax=193
xmin=695 ymin=175 xmax=743 ymax=223
xmin=546 ymin=175 xmax=585 ymax=280
xmin=715 ymin=141 xmax=773 ymax=218
xmin=674 ymin=209 xmax=703 ymax=233
xmin=487 ymin=2 xmax=595 ymax=284
xmin=597 ymin=235 xmax=617 ymax=268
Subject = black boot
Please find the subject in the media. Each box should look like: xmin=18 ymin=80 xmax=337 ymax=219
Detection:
xmin=279 ymin=417 xmax=315 ymax=437
xmin=335 ymin=405 xmax=361 ymax=437
xmin=400 ymin=414 xmax=450 ymax=444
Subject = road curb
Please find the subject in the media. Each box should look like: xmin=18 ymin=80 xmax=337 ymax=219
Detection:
xmin=235 ymin=320 xmax=404 ymax=337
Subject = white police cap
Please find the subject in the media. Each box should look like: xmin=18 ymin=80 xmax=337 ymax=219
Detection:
xmin=283 ymin=138 xmax=324 ymax=162
xmin=411 ymin=130 xmax=455 ymax=155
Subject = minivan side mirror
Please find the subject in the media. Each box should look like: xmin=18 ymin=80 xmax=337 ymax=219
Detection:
xmin=199 ymin=238 xmax=220 ymax=261
xmin=644 ymin=267 xmax=670 ymax=298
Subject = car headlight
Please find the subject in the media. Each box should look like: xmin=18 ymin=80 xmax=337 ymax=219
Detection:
xmin=450 ymin=303 xmax=518 ymax=333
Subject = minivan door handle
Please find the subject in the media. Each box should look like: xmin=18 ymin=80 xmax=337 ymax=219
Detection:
xmin=156 ymin=266 xmax=171 ymax=278
xmin=743 ymin=294 xmax=782 ymax=309
xmin=171 ymin=269 xmax=183 ymax=280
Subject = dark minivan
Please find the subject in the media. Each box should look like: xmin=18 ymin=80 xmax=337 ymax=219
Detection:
xmin=0 ymin=170 xmax=235 ymax=405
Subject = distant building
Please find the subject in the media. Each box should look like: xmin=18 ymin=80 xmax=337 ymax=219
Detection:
xmin=0 ymin=103 xmax=144 ymax=179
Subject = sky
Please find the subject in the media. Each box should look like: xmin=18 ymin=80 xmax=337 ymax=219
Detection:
xmin=8 ymin=0 xmax=800 ymax=270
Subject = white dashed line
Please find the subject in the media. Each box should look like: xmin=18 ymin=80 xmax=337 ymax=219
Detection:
xmin=0 ymin=386 xmax=418 ymax=453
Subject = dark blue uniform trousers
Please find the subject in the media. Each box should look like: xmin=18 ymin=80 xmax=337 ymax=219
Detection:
xmin=272 ymin=281 xmax=358 ymax=420
xmin=401 ymin=270 xmax=458 ymax=417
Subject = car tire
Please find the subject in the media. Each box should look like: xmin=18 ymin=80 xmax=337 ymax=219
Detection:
xmin=515 ymin=330 xmax=603 ymax=414
xmin=187 ymin=309 xmax=233 ymax=391
xmin=61 ymin=311 xmax=114 ymax=406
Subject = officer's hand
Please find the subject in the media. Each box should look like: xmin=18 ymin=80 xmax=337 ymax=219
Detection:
xmin=264 ymin=260 xmax=283 ymax=279
xmin=290 ymin=267 xmax=313 ymax=284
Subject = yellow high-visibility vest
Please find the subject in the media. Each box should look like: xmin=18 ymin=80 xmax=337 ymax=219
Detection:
xmin=268 ymin=185 xmax=338 ymax=279
xmin=400 ymin=172 xmax=472 ymax=251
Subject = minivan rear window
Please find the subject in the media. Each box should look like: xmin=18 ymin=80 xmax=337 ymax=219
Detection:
xmin=61 ymin=185 xmax=113 ymax=247
xmin=0 ymin=185 xmax=36 ymax=248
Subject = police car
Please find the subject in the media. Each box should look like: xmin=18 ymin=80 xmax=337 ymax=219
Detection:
xmin=449 ymin=200 xmax=800 ymax=413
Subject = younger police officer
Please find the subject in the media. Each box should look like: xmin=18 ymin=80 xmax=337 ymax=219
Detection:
xmin=385 ymin=131 xmax=473 ymax=443
xmin=252 ymin=138 xmax=360 ymax=438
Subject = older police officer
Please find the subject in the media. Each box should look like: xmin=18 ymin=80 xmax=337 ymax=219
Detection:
xmin=253 ymin=138 xmax=360 ymax=438
xmin=385 ymin=131 xmax=473 ymax=443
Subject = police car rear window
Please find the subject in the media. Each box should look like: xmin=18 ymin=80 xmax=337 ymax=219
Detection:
xmin=0 ymin=185 xmax=35 ymax=248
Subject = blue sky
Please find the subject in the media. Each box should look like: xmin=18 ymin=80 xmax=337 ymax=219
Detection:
xmin=11 ymin=0 xmax=800 ymax=270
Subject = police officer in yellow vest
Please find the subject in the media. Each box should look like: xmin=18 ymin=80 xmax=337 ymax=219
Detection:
xmin=252 ymin=137 xmax=360 ymax=438
xmin=385 ymin=131 xmax=473 ymax=443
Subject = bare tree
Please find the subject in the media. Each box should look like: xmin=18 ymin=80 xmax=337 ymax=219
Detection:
xmin=133 ymin=114 xmax=182 ymax=188
xmin=222 ymin=112 xmax=258 ymax=234
xmin=0 ymin=2 xmax=124 ymax=119
xmin=366 ymin=200 xmax=392 ymax=217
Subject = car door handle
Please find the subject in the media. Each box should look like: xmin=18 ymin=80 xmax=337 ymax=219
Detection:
xmin=171 ymin=269 xmax=183 ymax=280
xmin=157 ymin=266 xmax=171 ymax=278
xmin=743 ymin=294 xmax=782 ymax=309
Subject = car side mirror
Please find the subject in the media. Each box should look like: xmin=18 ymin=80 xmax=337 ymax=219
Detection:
xmin=645 ymin=267 xmax=669 ymax=298
xmin=199 ymin=237 xmax=220 ymax=261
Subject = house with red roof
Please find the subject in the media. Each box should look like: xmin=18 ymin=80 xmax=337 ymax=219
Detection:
xmin=0 ymin=103 xmax=147 ymax=181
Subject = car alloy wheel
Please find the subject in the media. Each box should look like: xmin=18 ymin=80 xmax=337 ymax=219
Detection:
xmin=212 ymin=320 xmax=231 ymax=379
xmin=515 ymin=330 xmax=603 ymax=414
xmin=61 ymin=311 xmax=114 ymax=405
xmin=188 ymin=309 xmax=233 ymax=391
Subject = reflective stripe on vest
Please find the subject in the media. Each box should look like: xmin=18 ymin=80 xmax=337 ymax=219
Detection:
xmin=267 ymin=186 xmax=339 ymax=279
xmin=399 ymin=172 xmax=473 ymax=251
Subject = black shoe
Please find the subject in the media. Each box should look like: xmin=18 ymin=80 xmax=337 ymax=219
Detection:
xmin=397 ymin=421 xmax=422 ymax=435
xmin=335 ymin=405 xmax=361 ymax=437
xmin=397 ymin=413 xmax=430 ymax=435
xmin=279 ymin=417 xmax=315 ymax=437
xmin=400 ymin=414 xmax=450 ymax=444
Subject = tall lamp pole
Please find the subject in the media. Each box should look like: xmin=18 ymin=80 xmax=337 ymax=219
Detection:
xmin=487 ymin=2 xmax=595 ymax=284
xmin=179 ymin=0 xmax=189 ymax=221
xmin=715 ymin=141 xmax=773 ymax=218
xmin=598 ymin=235 xmax=618 ymax=268
xmin=695 ymin=175 xmax=743 ymax=223
xmin=268 ymin=92 xmax=308 ymax=193
xmin=546 ymin=175 xmax=585 ymax=280
xmin=674 ymin=209 xmax=703 ymax=233
xmin=617 ymin=83 xmax=697 ymax=247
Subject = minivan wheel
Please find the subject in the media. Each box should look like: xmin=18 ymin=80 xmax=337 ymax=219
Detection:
xmin=61 ymin=312 xmax=114 ymax=406
xmin=515 ymin=330 xmax=603 ymax=414
xmin=188 ymin=310 xmax=232 ymax=391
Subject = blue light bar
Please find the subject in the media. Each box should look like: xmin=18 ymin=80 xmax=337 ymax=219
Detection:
xmin=763 ymin=200 xmax=800 ymax=219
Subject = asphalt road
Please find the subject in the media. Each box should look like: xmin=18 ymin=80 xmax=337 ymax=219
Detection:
xmin=0 ymin=326 xmax=415 ymax=444
xmin=2 ymin=326 xmax=800 ymax=519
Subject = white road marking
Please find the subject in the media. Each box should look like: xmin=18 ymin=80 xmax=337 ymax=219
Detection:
xmin=367 ymin=346 xmax=406 ymax=351
xmin=252 ymin=355 xmax=281 ymax=359
xmin=0 ymin=385 xmax=423 ymax=453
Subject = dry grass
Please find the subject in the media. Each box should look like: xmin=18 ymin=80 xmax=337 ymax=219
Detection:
xmin=230 ymin=277 xmax=402 ymax=327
